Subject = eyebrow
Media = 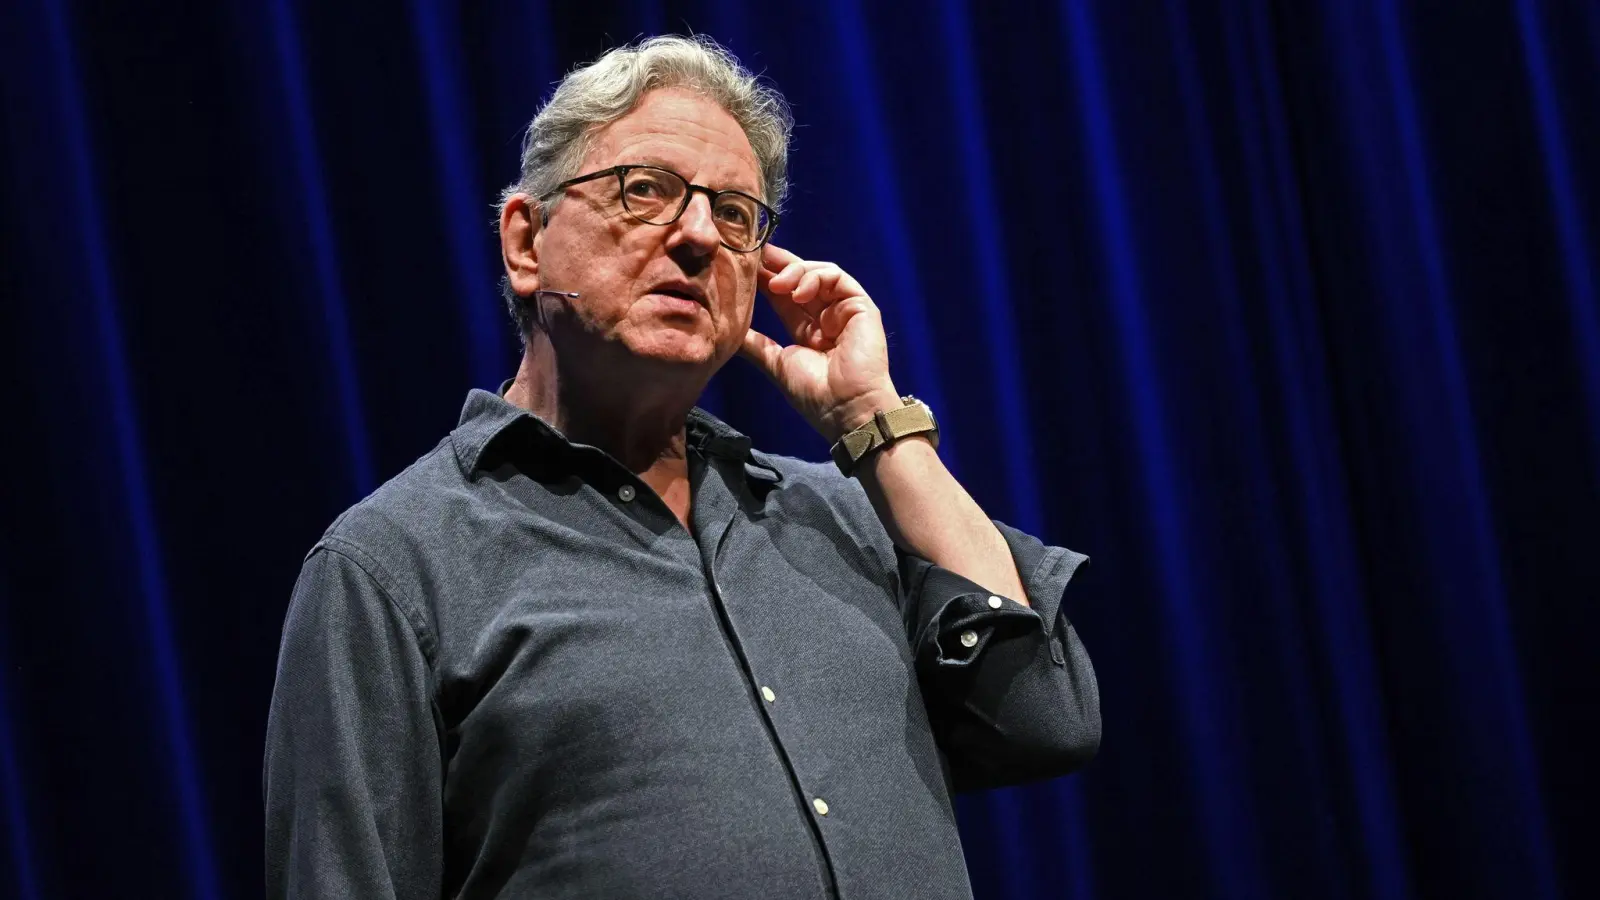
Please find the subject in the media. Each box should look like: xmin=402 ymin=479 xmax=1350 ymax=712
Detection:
xmin=625 ymin=157 xmax=761 ymax=197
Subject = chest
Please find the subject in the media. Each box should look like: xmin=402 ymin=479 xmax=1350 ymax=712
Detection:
xmin=441 ymin=512 xmax=909 ymax=718
xmin=426 ymin=480 xmax=951 ymax=893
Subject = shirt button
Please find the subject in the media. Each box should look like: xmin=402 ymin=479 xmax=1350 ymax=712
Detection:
xmin=617 ymin=484 xmax=636 ymax=502
xmin=987 ymin=595 xmax=1003 ymax=609
xmin=959 ymin=630 xmax=979 ymax=648
xmin=760 ymin=686 xmax=776 ymax=703
xmin=813 ymin=798 xmax=830 ymax=816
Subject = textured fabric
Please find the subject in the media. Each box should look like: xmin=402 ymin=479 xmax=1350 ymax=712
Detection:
xmin=10 ymin=2 xmax=1600 ymax=898
xmin=264 ymin=389 xmax=1099 ymax=900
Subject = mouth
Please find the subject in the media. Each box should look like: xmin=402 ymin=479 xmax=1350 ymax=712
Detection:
xmin=645 ymin=281 xmax=709 ymax=309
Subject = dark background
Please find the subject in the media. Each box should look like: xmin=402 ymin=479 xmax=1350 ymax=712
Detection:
xmin=4 ymin=0 xmax=1599 ymax=898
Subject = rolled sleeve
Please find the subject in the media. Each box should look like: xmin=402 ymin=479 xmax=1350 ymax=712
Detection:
xmin=901 ymin=521 xmax=1100 ymax=792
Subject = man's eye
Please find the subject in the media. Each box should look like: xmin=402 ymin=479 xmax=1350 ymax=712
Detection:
xmin=628 ymin=181 xmax=663 ymax=198
xmin=716 ymin=203 xmax=752 ymax=226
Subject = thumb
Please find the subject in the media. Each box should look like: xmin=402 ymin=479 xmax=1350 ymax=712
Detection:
xmin=740 ymin=328 xmax=784 ymax=383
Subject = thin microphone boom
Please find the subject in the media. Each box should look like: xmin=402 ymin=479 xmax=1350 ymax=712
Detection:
xmin=523 ymin=289 xmax=580 ymax=332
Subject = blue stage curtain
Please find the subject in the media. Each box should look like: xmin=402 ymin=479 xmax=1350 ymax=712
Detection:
xmin=2 ymin=1 xmax=1597 ymax=898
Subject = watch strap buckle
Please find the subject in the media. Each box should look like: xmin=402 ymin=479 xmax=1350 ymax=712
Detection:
xmin=830 ymin=396 xmax=939 ymax=476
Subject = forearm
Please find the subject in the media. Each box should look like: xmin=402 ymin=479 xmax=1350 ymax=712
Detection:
xmin=855 ymin=436 xmax=1029 ymax=604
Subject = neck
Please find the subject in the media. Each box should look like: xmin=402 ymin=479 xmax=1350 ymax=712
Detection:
xmin=504 ymin=330 xmax=705 ymax=478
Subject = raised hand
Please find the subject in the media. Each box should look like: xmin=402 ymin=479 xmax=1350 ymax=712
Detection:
xmin=739 ymin=244 xmax=902 ymax=443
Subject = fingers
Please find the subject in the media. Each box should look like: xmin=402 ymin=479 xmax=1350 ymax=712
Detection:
xmin=761 ymin=243 xmax=803 ymax=274
xmin=762 ymin=284 xmax=815 ymax=339
xmin=757 ymin=256 xmax=824 ymax=335
xmin=793 ymin=268 xmax=832 ymax=305
xmin=761 ymin=283 xmax=875 ymax=347
xmin=818 ymin=296 xmax=879 ymax=340
xmin=761 ymin=260 xmax=810 ymax=295
xmin=763 ymin=260 xmax=866 ymax=315
xmin=757 ymin=244 xmax=874 ymax=341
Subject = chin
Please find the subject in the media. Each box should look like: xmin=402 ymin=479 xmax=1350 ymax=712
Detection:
xmin=627 ymin=334 xmax=720 ymax=369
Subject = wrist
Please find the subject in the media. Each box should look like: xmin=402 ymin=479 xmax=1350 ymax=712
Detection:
xmin=827 ymin=390 xmax=941 ymax=477
xmin=855 ymin=430 xmax=937 ymax=482
xmin=828 ymin=386 xmax=902 ymax=441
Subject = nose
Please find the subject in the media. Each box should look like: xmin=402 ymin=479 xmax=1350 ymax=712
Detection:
xmin=666 ymin=191 xmax=723 ymax=256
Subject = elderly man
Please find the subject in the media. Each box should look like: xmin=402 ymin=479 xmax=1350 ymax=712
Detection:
xmin=266 ymin=35 xmax=1099 ymax=900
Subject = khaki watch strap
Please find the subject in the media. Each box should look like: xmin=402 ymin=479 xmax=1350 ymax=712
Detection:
xmin=830 ymin=398 xmax=939 ymax=476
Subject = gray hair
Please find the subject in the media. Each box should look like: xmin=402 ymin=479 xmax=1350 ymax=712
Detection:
xmin=498 ymin=35 xmax=794 ymax=340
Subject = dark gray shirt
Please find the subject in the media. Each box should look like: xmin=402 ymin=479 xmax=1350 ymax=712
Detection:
xmin=265 ymin=389 xmax=1099 ymax=900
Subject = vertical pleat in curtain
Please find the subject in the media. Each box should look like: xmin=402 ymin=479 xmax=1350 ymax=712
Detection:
xmin=1 ymin=1 xmax=1596 ymax=897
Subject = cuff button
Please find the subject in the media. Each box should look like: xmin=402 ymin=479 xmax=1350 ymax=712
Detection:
xmin=959 ymin=630 xmax=979 ymax=648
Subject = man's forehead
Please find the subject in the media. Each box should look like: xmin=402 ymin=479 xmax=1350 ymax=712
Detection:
xmin=584 ymin=89 xmax=761 ymax=191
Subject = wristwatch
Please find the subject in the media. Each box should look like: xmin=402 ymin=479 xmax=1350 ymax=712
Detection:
xmin=830 ymin=395 xmax=940 ymax=477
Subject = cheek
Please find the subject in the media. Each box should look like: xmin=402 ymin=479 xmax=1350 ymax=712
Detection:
xmin=720 ymin=259 xmax=759 ymax=318
xmin=553 ymin=210 xmax=647 ymax=276
xmin=545 ymin=226 xmax=598 ymax=283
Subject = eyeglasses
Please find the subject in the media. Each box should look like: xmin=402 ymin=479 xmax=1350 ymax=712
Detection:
xmin=538 ymin=164 xmax=778 ymax=253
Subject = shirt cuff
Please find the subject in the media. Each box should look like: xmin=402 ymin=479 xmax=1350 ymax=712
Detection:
xmin=904 ymin=520 xmax=1090 ymax=671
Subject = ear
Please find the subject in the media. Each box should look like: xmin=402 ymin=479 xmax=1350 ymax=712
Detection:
xmin=499 ymin=193 xmax=542 ymax=297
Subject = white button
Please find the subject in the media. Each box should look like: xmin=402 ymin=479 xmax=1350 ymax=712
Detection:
xmin=813 ymin=797 xmax=830 ymax=816
xmin=959 ymin=630 xmax=979 ymax=648
xmin=761 ymin=686 xmax=776 ymax=703
xmin=987 ymin=595 xmax=1003 ymax=609
xmin=617 ymin=484 xmax=636 ymax=502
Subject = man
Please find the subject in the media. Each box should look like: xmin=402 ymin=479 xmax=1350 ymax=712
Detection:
xmin=266 ymin=34 xmax=1099 ymax=900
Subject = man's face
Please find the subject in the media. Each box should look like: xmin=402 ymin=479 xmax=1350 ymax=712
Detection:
xmin=530 ymin=88 xmax=764 ymax=376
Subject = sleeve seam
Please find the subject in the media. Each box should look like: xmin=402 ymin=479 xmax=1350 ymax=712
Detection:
xmin=314 ymin=538 xmax=439 ymax=671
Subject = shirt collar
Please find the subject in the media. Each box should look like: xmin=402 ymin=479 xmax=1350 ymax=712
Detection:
xmin=450 ymin=385 xmax=779 ymax=483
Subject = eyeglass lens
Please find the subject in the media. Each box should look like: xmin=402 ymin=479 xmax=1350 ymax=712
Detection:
xmin=619 ymin=167 xmax=771 ymax=251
